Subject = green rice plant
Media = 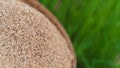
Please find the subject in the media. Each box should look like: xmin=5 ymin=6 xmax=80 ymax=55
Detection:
xmin=39 ymin=0 xmax=120 ymax=68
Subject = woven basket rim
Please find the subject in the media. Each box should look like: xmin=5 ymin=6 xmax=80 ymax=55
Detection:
xmin=22 ymin=0 xmax=76 ymax=68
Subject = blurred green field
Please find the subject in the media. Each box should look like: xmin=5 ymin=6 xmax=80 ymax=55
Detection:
xmin=39 ymin=0 xmax=120 ymax=68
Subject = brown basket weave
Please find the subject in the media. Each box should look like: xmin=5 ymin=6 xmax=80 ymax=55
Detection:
xmin=21 ymin=0 xmax=76 ymax=68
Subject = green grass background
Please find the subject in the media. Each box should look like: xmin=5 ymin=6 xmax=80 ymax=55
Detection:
xmin=39 ymin=0 xmax=120 ymax=68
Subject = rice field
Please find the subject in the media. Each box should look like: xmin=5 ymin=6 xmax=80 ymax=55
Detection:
xmin=39 ymin=0 xmax=120 ymax=68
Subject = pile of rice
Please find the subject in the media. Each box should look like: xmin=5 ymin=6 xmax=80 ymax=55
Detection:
xmin=0 ymin=0 xmax=73 ymax=68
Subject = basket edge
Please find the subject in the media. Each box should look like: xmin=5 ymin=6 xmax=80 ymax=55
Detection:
xmin=21 ymin=0 xmax=76 ymax=68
